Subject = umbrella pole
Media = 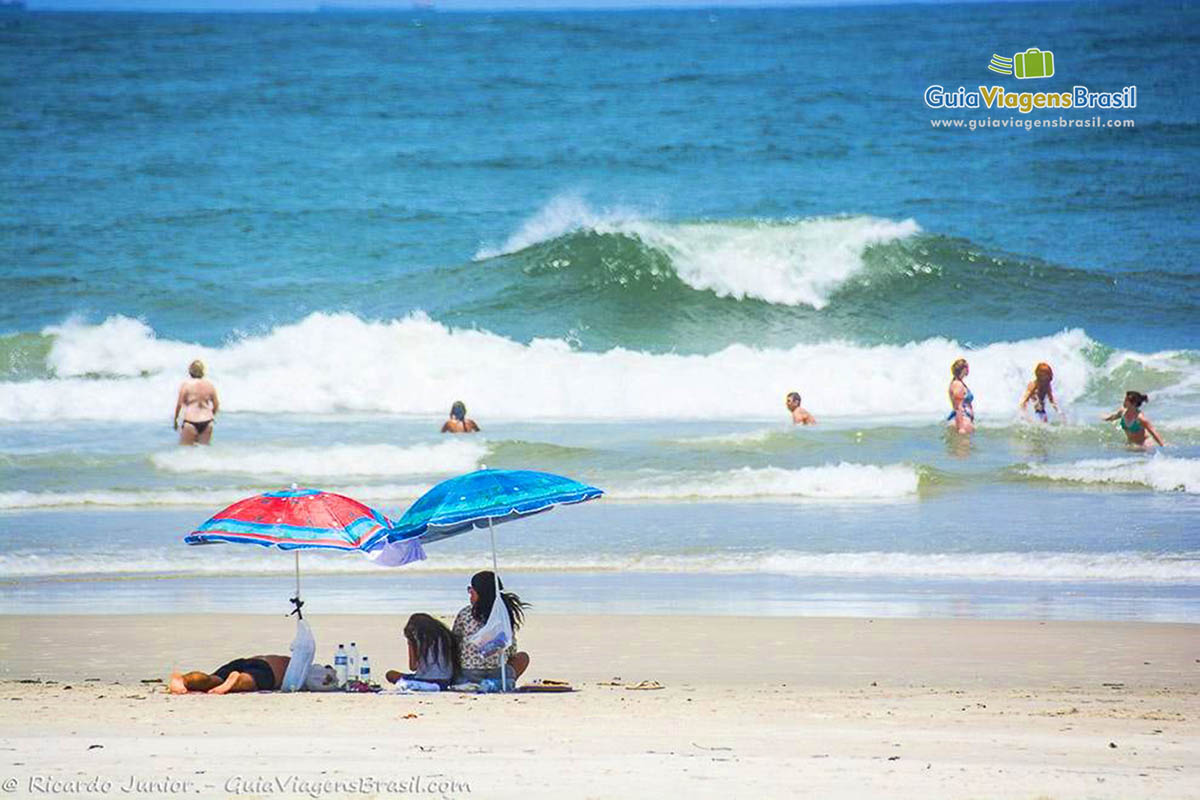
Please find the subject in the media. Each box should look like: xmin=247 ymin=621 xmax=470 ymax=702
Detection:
xmin=290 ymin=551 xmax=304 ymax=620
xmin=489 ymin=518 xmax=506 ymax=693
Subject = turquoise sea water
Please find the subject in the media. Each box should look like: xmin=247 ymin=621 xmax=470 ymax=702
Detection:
xmin=1 ymin=4 xmax=1197 ymax=620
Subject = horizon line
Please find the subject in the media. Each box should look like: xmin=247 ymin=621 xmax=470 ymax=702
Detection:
xmin=20 ymin=0 xmax=1080 ymax=14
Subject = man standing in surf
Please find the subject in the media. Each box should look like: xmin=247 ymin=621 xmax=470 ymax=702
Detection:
xmin=173 ymin=359 xmax=219 ymax=445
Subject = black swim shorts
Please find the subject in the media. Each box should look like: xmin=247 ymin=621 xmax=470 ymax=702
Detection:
xmin=212 ymin=658 xmax=276 ymax=691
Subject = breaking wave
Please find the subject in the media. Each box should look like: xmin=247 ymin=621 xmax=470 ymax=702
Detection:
xmin=3 ymin=314 xmax=1194 ymax=423
xmin=1018 ymin=456 xmax=1200 ymax=494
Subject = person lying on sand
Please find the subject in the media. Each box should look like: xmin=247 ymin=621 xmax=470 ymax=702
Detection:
xmin=169 ymin=656 xmax=337 ymax=694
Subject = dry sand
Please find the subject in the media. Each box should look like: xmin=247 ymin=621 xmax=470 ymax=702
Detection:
xmin=0 ymin=614 xmax=1196 ymax=799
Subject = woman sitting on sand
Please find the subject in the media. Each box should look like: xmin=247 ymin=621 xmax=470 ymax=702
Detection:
xmin=173 ymin=359 xmax=220 ymax=445
xmin=453 ymin=571 xmax=531 ymax=685
xmin=169 ymin=656 xmax=337 ymax=695
xmin=385 ymin=613 xmax=459 ymax=689
xmin=1019 ymin=362 xmax=1060 ymax=422
xmin=441 ymin=401 xmax=480 ymax=434
xmin=947 ymin=358 xmax=974 ymax=435
xmin=1103 ymin=391 xmax=1166 ymax=448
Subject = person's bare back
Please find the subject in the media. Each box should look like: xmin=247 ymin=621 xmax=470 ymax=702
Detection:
xmin=173 ymin=360 xmax=219 ymax=445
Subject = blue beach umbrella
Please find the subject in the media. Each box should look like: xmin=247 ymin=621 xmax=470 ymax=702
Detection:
xmin=381 ymin=468 xmax=604 ymax=689
xmin=385 ymin=468 xmax=604 ymax=545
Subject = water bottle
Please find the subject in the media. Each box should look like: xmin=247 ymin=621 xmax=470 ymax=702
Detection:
xmin=334 ymin=644 xmax=348 ymax=686
xmin=359 ymin=655 xmax=371 ymax=683
xmin=347 ymin=642 xmax=359 ymax=682
xmin=479 ymin=677 xmax=499 ymax=693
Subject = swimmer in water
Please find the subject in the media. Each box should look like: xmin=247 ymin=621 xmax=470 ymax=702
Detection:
xmin=785 ymin=391 xmax=815 ymax=425
xmin=173 ymin=359 xmax=219 ymax=445
xmin=441 ymin=401 xmax=480 ymax=434
xmin=1019 ymin=362 xmax=1060 ymax=422
xmin=947 ymin=358 xmax=974 ymax=435
xmin=1103 ymin=391 xmax=1166 ymax=448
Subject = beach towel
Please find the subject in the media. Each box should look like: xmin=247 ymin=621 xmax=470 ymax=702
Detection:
xmin=518 ymin=680 xmax=574 ymax=693
xmin=392 ymin=679 xmax=442 ymax=692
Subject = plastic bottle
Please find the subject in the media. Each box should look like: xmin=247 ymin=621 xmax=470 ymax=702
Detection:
xmin=334 ymin=644 xmax=348 ymax=686
xmin=347 ymin=642 xmax=359 ymax=683
xmin=359 ymin=655 xmax=371 ymax=683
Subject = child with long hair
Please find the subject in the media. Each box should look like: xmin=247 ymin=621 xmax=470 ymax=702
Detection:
xmin=1019 ymin=362 xmax=1060 ymax=422
xmin=385 ymin=613 xmax=458 ymax=689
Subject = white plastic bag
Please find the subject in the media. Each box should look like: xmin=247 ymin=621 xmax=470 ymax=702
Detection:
xmin=280 ymin=618 xmax=316 ymax=692
xmin=468 ymin=593 xmax=513 ymax=657
xmin=304 ymin=664 xmax=339 ymax=692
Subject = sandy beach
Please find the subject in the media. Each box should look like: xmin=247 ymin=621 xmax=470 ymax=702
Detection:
xmin=4 ymin=2 xmax=1198 ymax=798
xmin=0 ymin=614 xmax=1195 ymax=799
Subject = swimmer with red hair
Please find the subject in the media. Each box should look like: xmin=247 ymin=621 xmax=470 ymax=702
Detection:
xmin=1019 ymin=362 xmax=1060 ymax=422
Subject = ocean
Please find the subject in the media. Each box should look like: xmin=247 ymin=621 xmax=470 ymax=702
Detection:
xmin=1 ymin=3 xmax=1197 ymax=621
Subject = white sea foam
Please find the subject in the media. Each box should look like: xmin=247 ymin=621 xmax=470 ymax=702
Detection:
xmin=474 ymin=193 xmax=643 ymax=259
xmin=0 ymin=484 xmax=429 ymax=511
xmin=1 ymin=548 xmax=1194 ymax=583
xmin=476 ymin=195 xmax=920 ymax=308
xmin=0 ymin=488 xmax=258 ymax=510
xmin=607 ymin=463 xmax=920 ymax=500
xmin=1020 ymin=456 xmax=1200 ymax=494
xmin=0 ymin=464 xmax=914 ymax=509
xmin=151 ymin=440 xmax=487 ymax=478
xmin=666 ymin=429 xmax=779 ymax=446
xmin=3 ymin=314 xmax=1179 ymax=423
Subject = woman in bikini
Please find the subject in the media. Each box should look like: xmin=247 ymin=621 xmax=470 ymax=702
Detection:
xmin=1103 ymin=391 xmax=1166 ymax=448
xmin=947 ymin=357 xmax=974 ymax=435
xmin=173 ymin=359 xmax=219 ymax=445
xmin=441 ymin=401 xmax=480 ymax=434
